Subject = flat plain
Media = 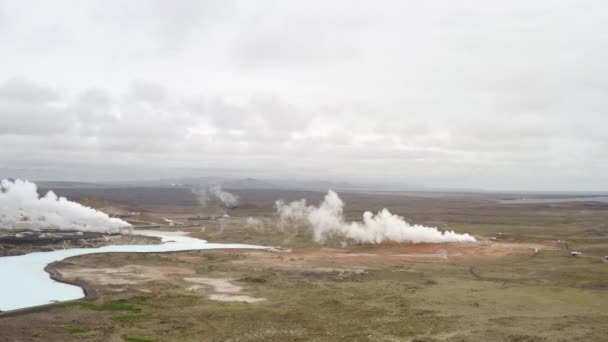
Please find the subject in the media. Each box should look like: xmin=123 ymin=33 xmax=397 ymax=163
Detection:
xmin=1 ymin=187 xmax=607 ymax=342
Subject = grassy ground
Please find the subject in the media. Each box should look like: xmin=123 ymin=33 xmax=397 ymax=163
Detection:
xmin=1 ymin=189 xmax=607 ymax=341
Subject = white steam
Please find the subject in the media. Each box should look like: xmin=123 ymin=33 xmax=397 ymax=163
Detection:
xmin=275 ymin=190 xmax=476 ymax=244
xmin=246 ymin=217 xmax=264 ymax=229
xmin=0 ymin=179 xmax=132 ymax=233
xmin=211 ymin=185 xmax=239 ymax=207
xmin=192 ymin=184 xmax=239 ymax=208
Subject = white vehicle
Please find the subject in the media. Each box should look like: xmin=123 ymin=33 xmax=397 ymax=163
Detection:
xmin=570 ymin=251 xmax=582 ymax=256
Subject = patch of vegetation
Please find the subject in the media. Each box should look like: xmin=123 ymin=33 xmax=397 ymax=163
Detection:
xmin=68 ymin=326 xmax=92 ymax=334
xmin=111 ymin=314 xmax=148 ymax=322
xmin=122 ymin=336 xmax=155 ymax=342
xmin=239 ymin=276 xmax=267 ymax=283
xmin=131 ymin=296 xmax=150 ymax=306
xmin=80 ymin=301 xmax=141 ymax=313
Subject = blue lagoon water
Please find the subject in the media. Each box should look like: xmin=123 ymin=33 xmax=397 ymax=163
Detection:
xmin=0 ymin=230 xmax=266 ymax=312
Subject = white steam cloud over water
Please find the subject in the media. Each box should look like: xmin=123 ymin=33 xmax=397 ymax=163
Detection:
xmin=275 ymin=190 xmax=476 ymax=244
xmin=0 ymin=179 xmax=132 ymax=232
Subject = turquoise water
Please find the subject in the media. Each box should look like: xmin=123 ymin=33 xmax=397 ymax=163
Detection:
xmin=0 ymin=230 xmax=266 ymax=312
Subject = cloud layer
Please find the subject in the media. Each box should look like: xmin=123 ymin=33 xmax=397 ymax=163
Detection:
xmin=1 ymin=1 xmax=607 ymax=190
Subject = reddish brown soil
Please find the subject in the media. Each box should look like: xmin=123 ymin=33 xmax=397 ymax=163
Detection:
xmin=224 ymin=239 xmax=559 ymax=272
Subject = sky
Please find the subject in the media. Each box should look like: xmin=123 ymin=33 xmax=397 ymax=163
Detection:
xmin=0 ymin=0 xmax=607 ymax=191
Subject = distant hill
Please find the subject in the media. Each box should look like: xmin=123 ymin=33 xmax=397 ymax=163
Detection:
xmin=222 ymin=178 xmax=277 ymax=189
xmin=26 ymin=176 xmax=429 ymax=193
xmin=267 ymin=179 xmax=428 ymax=192
xmin=24 ymin=180 xmax=103 ymax=189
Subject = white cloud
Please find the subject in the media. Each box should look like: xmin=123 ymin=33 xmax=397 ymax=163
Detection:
xmin=0 ymin=1 xmax=607 ymax=190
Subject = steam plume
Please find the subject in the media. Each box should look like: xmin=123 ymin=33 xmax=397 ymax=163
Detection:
xmin=275 ymin=190 xmax=476 ymax=244
xmin=211 ymin=185 xmax=239 ymax=207
xmin=245 ymin=217 xmax=264 ymax=230
xmin=192 ymin=184 xmax=239 ymax=208
xmin=0 ymin=179 xmax=131 ymax=232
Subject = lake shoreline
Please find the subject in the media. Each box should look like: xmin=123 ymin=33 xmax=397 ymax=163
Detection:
xmin=0 ymin=231 xmax=268 ymax=313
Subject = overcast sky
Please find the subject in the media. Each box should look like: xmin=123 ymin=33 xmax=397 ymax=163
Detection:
xmin=1 ymin=0 xmax=607 ymax=191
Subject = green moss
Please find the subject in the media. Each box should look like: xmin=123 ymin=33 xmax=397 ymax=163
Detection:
xmin=80 ymin=301 xmax=141 ymax=313
xmin=68 ymin=326 xmax=92 ymax=334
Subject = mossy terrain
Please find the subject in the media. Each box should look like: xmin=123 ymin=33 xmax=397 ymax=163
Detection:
xmin=0 ymin=189 xmax=607 ymax=341
xmin=80 ymin=301 xmax=142 ymax=313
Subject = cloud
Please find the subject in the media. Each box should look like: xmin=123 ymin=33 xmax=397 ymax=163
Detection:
xmin=95 ymin=0 xmax=235 ymax=51
xmin=0 ymin=78 xmax=70 ymax=136
xmin=128 ymin=80 xmax=169 ymax=105
xmin=0 ymin=77 xmax=59 ymax=104
xmin=0 ymin=1 xmax=607 ymax=190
